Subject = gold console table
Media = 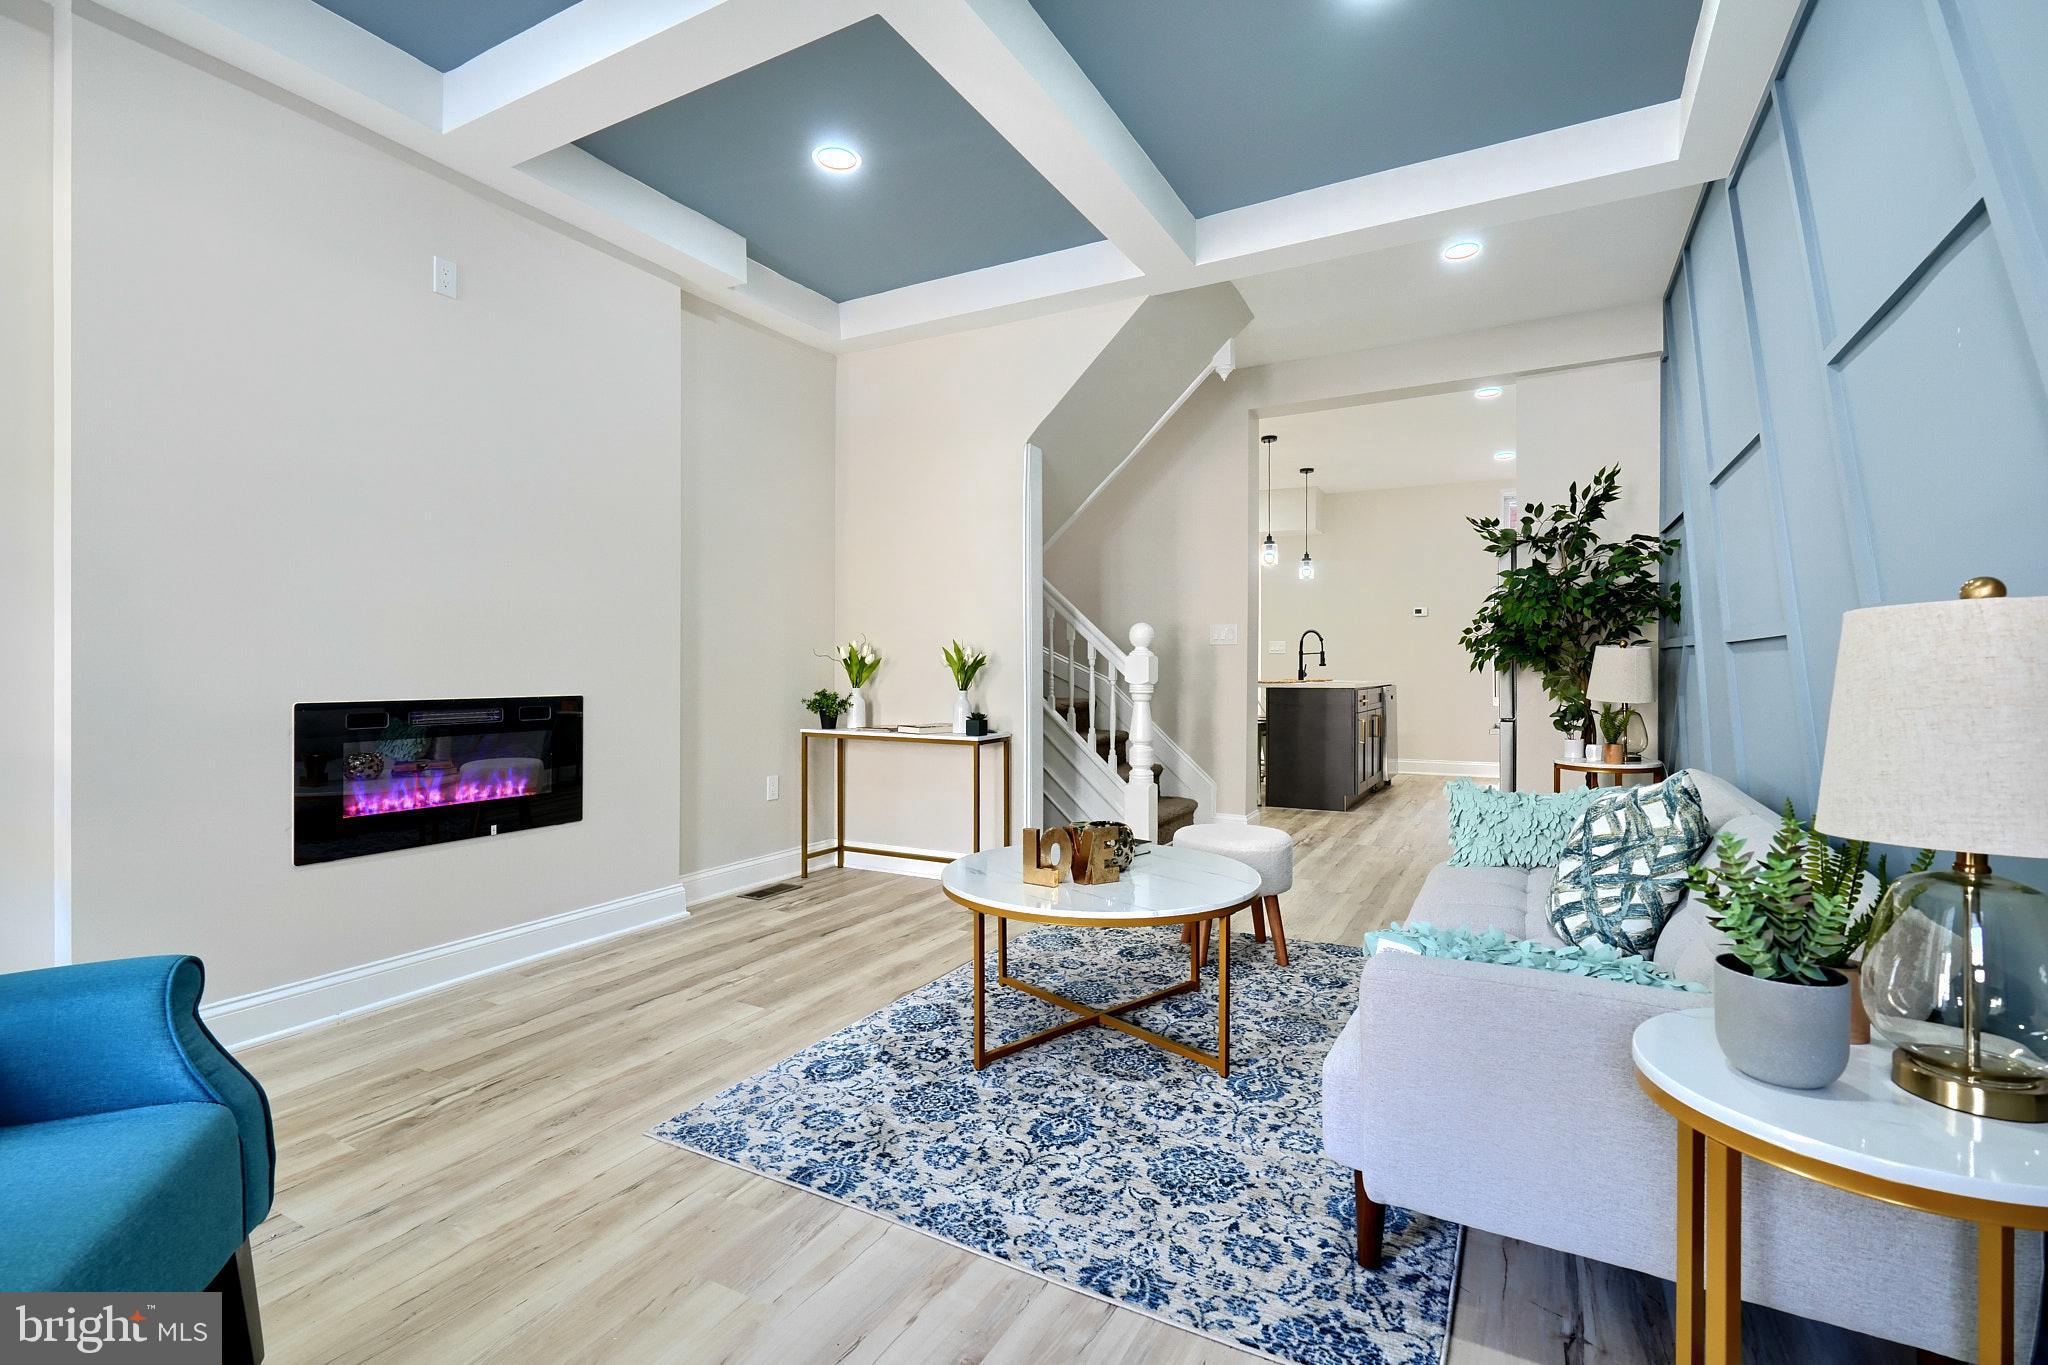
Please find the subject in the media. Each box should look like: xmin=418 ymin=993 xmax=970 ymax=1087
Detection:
xmin=799 ymin=729 xmax=1012 ymax=877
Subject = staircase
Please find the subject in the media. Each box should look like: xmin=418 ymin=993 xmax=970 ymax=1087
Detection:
xmin=1052 ymin=696 xmax=1199 ymax=844
xmin=1041 ymin=583 xmax=1217 ymax=844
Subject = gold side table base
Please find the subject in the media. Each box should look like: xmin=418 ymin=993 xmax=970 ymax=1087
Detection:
xmin=1642 ymin=1072 xmax=2040 ymax=1365
xmin=1893 ymin=1044 xmax=2048 ymax=1123
xmin=969 ymin=908 xmax=1234 ymax=1076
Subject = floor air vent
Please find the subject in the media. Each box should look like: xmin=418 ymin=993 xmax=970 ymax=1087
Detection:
xmin=740 ymin=882 xmax=799 ymax=900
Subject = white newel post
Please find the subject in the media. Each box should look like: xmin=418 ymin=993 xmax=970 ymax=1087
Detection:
xmin=1123 ymin=623 xmax=1160 ymax=841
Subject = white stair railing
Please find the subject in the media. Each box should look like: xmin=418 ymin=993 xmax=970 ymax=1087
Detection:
xmin=1043 ymin=584 xmax=1159 ymax=840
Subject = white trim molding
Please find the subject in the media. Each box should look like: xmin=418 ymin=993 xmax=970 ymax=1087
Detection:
xmin=202 ymin=882 xmax=689 ymax=1048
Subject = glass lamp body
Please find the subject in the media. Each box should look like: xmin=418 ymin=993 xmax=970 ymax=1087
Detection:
xmin=1260 ymin=535 xmax=1278 ymax=568
xmin=1298 ymin=554 xmax=1315 ymax=581
xmin=1861 ymin=867 xmax=2048 ymax=1075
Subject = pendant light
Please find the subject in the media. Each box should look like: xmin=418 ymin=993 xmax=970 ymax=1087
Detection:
xmin=1260 ymin=434 xmax=1279 ymax=567
xmin=1298 ymin=466 xmax=1316 ymax=580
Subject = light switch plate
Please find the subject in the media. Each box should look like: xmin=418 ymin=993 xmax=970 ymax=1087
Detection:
xmin=1209 ymin=624 xmax=1239 ymax=645
xmin=765 ymin=775 xmax=779 ymax=801
xmin=1270 ymin=641 xmax=1286 ymax=654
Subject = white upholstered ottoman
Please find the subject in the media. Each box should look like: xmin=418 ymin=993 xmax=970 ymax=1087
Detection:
xmin=1170 ymin=823 xmax=1294 ymax=965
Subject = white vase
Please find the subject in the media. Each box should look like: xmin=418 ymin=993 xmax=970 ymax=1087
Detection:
xmin=1561 ymin=734 xmax=1585 ymax=762
xmin=952 ymin=690 xmax=970 ymax=734
xmin=849 ymin=689 xmax=869 ymax=730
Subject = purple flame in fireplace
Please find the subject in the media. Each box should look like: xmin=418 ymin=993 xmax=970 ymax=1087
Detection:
xmin=343 ymin=768 xmax=532 ymax=817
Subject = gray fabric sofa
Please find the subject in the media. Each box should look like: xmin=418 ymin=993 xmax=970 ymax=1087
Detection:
xmin=1321 ymin=769 xmax=2039 ymax=1360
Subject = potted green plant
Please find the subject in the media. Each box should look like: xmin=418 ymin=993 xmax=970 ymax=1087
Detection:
xmin=804 ymin=689 xmax=850 ymax=730
xmin=942 ymin=640 xmax=989 ymax=735
xmin=1803 ymin=834 xmax=1934 ymax=1044
xmin=1688 ymin=806 xmax=1856 ymax=1088
xmin=833 ymin=638 xmax=881 ymax=729
xmin=1459 ymin=467 xmax=1681 ymax=757
xmin=964 ymin=709 xmax=990 ymax=737
xmin=1595 ymin=704 xmax=1629 ymax=764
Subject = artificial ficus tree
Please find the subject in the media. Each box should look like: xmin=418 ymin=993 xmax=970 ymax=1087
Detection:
xmin=1458 ymin=465 xmax=1681 ymax=739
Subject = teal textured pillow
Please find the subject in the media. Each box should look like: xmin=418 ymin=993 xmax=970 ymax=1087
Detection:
xmin=1364 ymin=921 xmax=1706 ymax=992
xmin=1547 ymin=771 xmax=1712 ymax=954
xmin=1444 ymin=780 xmax=1604 ymax=868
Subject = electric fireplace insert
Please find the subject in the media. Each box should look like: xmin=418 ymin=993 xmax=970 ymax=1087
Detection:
xmin=294 ymin=696 xmax=582 ymax=865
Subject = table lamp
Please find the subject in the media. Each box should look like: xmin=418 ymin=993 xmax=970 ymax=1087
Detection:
xmin=1588 ymin=642 xmax=1655 ymax=759
xmin=1814 ymin=578 xmax=2048 ymax=1121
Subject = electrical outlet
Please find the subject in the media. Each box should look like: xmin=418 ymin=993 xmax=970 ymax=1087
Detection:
xmin=1269 ymin=641 xmax=1286 ymax=654
xmin=1410 ymin=606 xmax=1429 ymax=618
xmin=432 ymin=256 xmax=459 ymax=299
xmin=1209 ymin=624 xmax=1239 ymax=645
xmin=765 ymin=775 xmax=780 ymax=801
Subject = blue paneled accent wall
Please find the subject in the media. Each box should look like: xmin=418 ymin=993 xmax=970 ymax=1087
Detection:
xmin=1661 ymin=0 xmax=2048 ymax=864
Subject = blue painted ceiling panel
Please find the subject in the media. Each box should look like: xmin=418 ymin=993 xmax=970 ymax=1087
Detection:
xmin=1029 ymin=0 xmax=1704 ymax=216
xmin=309 ymin=0 xmax=579 ymax=72
xmin=575 ymin=18 xmax=1103 ymax=302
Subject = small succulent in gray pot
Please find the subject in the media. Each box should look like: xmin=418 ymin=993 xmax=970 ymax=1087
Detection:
xmin=1687 ymin=806 xmax=1854 ymax=1089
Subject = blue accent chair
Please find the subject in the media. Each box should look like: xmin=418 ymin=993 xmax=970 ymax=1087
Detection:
xmin=0 ymin=956 xmax=273 ymax=1359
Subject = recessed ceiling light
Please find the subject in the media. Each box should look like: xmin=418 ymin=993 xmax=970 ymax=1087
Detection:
xmin=1494 ymin=449 xmax=1517 ymax=462
xmin=1473 ymin=385 xmax=1504 ymax=400
xmin=812 ymin=145 xmax=861 ymax=173
xmin=1441 ymin=239 xmax=1482 ymax=262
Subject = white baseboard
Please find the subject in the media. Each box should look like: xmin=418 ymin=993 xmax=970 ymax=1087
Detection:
xmin=1391 ymin=759 xmax=1500 ymax=779
xmin=1207 ymin=812 xmax=1259 ymax=826
xmin=203 ymin=882 xmax=689 ymax=1050
xmin=205 ymin=836 xmax=979 ymax=1048
xmin=682 ymin=845 xmax=806 ymax=903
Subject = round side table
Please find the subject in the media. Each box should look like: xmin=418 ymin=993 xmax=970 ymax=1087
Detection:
xmin=1553 ymin=757 xmax=1665 ymax=791
xmin=1633 ymin=1008 xmax=2048 ymax=1364
xmin=941 ymin=844 xmax=1260 ymax=1076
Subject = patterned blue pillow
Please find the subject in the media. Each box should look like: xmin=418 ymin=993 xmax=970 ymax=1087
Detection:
xmin=1546 ymin=771 xmax=1711 ymax=954
xmin=1444 ymin=780 xmax=1604 ymax=867
xmin=1365 ymin=922 xmax=1706 ymax=993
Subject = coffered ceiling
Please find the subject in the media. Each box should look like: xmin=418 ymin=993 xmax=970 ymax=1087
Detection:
xmin=107 ymin=0 xmax=1802 ymax=352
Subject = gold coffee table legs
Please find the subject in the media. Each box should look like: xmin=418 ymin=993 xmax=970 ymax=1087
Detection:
xmin=968 ymin=909 xmax=1234 ymax=1076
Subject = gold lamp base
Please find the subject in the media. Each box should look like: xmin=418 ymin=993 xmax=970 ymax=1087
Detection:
xmin=1893 ymin=1043 xmax=2048 ymax=1123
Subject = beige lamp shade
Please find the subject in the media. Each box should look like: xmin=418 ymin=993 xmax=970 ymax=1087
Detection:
xmin=1814 ymin=593 xmax=2048 ymax=858
xmin=1587 ymin=643 xmax=1655 ymax=705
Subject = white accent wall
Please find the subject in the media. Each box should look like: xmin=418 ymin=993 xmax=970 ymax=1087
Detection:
xmin=10 ymin=12 xmax=838 ymax=1014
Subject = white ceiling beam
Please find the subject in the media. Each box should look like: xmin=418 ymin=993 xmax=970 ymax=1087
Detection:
xmin=838 ymin=238 xmax=1142 ymax=347
xmin=881 ymin=0 xmax=1196 ymax=278
xmin=441 ymin=0 xmax=875 ymax=167
xmin=516 ymin=147 xmax=748 ymax=287
xmin=1675 ymin=0 xmax=1805 ymax=175
xmin=1193 ymin=103 xmax=1688 ymax=281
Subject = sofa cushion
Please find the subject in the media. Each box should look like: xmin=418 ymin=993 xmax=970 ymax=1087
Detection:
xmin=1407 ymin=863 xmax=1534 ymax=937
xmin=1366 ymin=922 xmax=1707 ymax=992
xmin=1548 ymin=771 xmax=1712 ymax=954
xmin=0 ymin=1104 xmax=245 ymax=1291
xmin=1444 ymin=780 xmax=1604 ymax=867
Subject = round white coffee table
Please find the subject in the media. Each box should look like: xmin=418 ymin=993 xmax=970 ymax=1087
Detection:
xmin=941 ymin=844 xmax=1261 ymax=1076
xmin=1633 ymin=1008 xmax=2048 ymax=1364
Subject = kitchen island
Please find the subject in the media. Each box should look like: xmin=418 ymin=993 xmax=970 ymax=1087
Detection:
xmin=1260 ymin=681 xmax=1396 ymax=810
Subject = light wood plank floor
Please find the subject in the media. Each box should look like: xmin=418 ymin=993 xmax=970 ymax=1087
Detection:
xmin=245 ymin=778 xmax=1906 ymax=1363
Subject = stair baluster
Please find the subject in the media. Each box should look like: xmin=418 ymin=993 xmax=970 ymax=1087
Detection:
xmin=1123 ymin=623 xmax=1159 ymax=841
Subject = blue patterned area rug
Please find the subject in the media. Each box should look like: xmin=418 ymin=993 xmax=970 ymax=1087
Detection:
xmin=650 ymin=925 xmax=1459 ymax=1364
